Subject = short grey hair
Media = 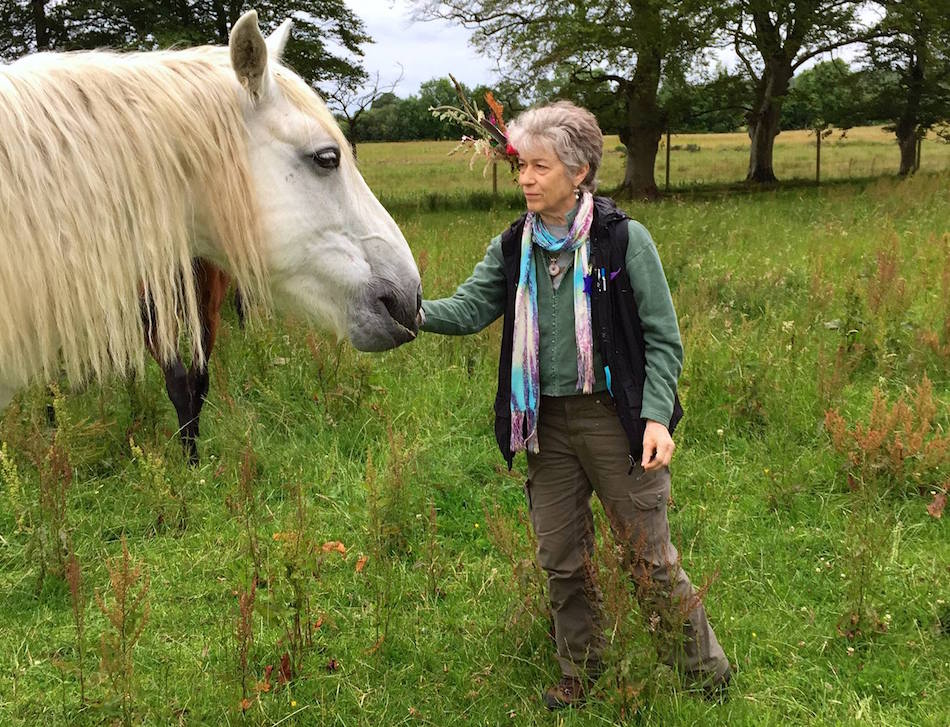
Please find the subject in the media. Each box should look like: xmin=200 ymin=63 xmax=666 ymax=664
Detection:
xmin=507 ymin=101 xmax=603 ymax=193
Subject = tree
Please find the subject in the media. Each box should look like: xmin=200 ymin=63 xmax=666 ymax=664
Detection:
xmin=533 ymin=68 xmax=626 ymax=140
xmin=863 ymin=0 xmax=950 ymax=175
xmin=414 ymin=1 xmax=724 ymax=199
xmin=352 ymin=78 xmax=481 ymax=142
xmin=728 ymin=1 xmax=874 ymax=183
xmin=658 ymin=68 xmax=750 ymax=133
xmin=1 ymin=1 xmax=370 ymax=91
xmin=0 ymin=1 xmax=67 ymax=58
xmin=416 ymin=76 xmax=472 ymax=137
xmin=323 ymin=69 xmax=403 ymax=157
xmin=780 ymin=59 xmax=868 ymax=130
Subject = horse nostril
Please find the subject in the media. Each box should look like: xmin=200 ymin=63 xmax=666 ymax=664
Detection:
xmin=380 ymin=291 xmax=399 ymax=320
xmin=379 ymin=291 xmax=418 ymax=335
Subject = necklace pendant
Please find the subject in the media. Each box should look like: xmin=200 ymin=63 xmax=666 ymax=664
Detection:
xmin=548 ymin=259 xmax=561 ymax=276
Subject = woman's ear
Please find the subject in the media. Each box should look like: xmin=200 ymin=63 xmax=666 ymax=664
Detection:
xmin=573 ymin=164 xmax=590 ymax=189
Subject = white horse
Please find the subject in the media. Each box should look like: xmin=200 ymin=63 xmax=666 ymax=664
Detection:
xmin=0 ymin=10 xmax=421 ymax=413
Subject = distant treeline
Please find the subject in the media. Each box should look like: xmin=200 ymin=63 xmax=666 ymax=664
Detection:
xmin=338 ymin=60 xmax=899 ymax=143
xmin=4 ymin=0 xmax=947 ymax=191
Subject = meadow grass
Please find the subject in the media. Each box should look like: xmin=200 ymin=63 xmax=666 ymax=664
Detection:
xmin=360 ymin=126 xmax=950 ymax=204
xmin=0 ymin=135 xmax=948 ymax=726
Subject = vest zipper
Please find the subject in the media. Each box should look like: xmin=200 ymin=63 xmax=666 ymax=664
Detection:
xmin=549 ymin=272 xmax=559 ymax=396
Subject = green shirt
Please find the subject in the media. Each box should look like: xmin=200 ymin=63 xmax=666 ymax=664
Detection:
xmin=421 ymin=219 xmax=683 ymax=424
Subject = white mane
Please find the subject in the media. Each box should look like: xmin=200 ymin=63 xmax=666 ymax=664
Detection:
xmin=0 ymin=46 xmax=296 ymax=389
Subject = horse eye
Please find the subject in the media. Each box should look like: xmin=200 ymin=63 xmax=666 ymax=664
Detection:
xmin=310 ymin=146 xmax=340 ymax=170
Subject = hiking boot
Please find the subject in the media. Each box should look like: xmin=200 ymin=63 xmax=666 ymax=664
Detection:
xmin=542 ymin=675 xmax=587 ymax=711
xmin=702 ymin=665 xmax=732 ymax=704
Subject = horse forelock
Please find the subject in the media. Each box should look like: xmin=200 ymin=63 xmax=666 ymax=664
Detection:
xmin=0 ymin=47 xmax=270 ymax=390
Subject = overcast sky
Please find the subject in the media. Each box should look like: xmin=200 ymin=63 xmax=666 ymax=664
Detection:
xmin=343 ymin=0 xmax=497 ymax=96
xmin=340 ymin=1 xmax=871 ymax=100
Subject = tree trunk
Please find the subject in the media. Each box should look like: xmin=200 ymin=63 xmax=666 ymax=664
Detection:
xmin=665 ymin=127 xmax=671 ymax=192
xmin=747 ymin=112 xmax=780 ymax=183
xmin=746 ymin=62 xmax=792 ymax=184
xmin=895 ymin=50 xmax=924 ymax=177
xmin=896 ymin=122 xmax=917 ymax=176
xmin=619 ymin=129 xmax=661 ymax=199
xmin=31 ymin=0 xmax=48 ymax=51
xmin=616 ymin=55 xmax=662 ymax=200
xmin=173 ymin=0 xmax=197 ymax=36
xmin=212 ymin=0 xmax=230 ymax=43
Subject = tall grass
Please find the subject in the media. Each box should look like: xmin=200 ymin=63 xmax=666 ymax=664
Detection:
xmin=0 ymin=139 xmax=947 ymax=725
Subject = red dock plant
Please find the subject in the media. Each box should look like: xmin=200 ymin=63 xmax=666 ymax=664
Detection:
xmin=825 ymin=376 xmax=950 ymax=498
xmin=825 ymin=376 xmax=950 ymax=637
xmin=95 ymin=536 xmax=150 ymax=727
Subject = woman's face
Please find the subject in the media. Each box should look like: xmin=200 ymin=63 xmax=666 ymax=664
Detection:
xmin=516 ymin=142 xmax=589 ymax=224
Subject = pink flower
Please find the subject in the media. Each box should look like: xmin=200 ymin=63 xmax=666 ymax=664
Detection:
xmin=505 ymin=143 xmax=518 ymax=156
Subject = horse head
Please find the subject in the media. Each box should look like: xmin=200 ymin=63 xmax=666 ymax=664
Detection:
xmin=221 ymin=11 xmax=421 ymax=352
xmin=0 ymin=10 xmax=420 ymax=409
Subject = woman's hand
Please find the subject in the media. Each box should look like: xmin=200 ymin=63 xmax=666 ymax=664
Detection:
xmin=641 ymin=420 xmax=674 ymax=470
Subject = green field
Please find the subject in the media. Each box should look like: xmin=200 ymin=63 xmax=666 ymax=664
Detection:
xmin=0 ymin=133 xmax=948 ymax=726
xmin=358 ymin=126 xmax=950 ymax=203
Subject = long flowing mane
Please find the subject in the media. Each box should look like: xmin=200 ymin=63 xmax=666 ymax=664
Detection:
xmin=0 ymin=46 xmax=284 ymax=389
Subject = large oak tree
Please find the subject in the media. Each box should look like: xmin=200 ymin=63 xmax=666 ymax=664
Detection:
xmin=414 ymin=1 xmax=722 ymax=199
xmin=863 ymin=0 xmax=950 ymax=175
xmin=728 ymin=0 xmax=872 ymax=182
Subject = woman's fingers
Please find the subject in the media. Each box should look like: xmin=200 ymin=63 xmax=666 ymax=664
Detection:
xmin=657 ymin=438 xmax=675 ymax=467
xmin=642 ymin=421 xmax=674 ymax=470
xmin=641 ymin=435 xmax=657 ymax=469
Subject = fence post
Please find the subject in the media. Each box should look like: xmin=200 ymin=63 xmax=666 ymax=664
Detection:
xmin=492 ymin=159 xmax=498 ymax=202
xmin=816 ymin=130 xmax=821 ymax=185
xmin=665 ymin=127 xmax=671 ymax=193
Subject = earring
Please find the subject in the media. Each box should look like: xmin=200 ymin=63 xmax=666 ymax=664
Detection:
xmin=574 ymin=187 xmax=580 ymax=199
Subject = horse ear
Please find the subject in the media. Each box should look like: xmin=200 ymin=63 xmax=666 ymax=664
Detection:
xmin=230 ymin=10 xmax=268 ymax=102
xmin=266 ymin=19 xmax=292 ymax=62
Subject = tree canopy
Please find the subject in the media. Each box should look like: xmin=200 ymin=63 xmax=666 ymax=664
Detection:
xmin=862 ymin=0 xmax=950 ymax=174
xmin=3 ymin=1 xmax=948 ymax=183
xmin=726 ymin=0 xmax=874 ymax=181
xmin=414 ymin=1 xmax=726 ymax=198
xmin=0 ymin=1 xmax=370 ymax=89
xmin=780 ymin=59 xmax=870 ymax=130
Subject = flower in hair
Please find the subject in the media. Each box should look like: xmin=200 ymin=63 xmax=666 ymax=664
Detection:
xmin=429 ymin=75 xmax=520 ymax=174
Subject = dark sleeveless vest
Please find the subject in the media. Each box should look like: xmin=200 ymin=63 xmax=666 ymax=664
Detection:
xmin=493 ymin=196 xmax=684 ymax=469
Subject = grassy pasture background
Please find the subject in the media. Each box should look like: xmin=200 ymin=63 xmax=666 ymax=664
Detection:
xmin=360 ymin=128 xmax=950 ymax=204
xmin=0 ymin=130 xmax=948 ymax=726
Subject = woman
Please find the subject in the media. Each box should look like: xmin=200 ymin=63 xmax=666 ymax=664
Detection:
xmin=419 ymin=101 xmax=730 ymax=709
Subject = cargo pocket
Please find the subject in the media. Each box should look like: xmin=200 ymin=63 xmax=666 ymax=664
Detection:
xmin=623 ymin=467 xmax=675 ymax=573
xmin=628 ymin=467 xmax=671 ymax=511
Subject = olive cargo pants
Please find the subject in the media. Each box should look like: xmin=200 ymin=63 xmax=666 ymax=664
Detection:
xmin=525 ymin=394 xmax=729 ymax=683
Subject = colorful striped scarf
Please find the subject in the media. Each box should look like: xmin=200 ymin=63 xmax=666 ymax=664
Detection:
xmin=510 ymin=191 xmax=595 ymax=454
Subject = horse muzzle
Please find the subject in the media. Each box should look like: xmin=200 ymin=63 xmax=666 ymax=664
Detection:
xmin=349 ymin=279 xmax=422 ymax=352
